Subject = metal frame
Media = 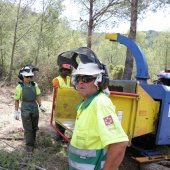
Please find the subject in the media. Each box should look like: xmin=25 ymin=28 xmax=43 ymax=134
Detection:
xmin=50 ymin=87 xmax=71 ymax=143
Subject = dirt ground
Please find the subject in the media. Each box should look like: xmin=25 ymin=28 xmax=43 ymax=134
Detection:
xmin=0 ymin=84 xmax=170 ymax=170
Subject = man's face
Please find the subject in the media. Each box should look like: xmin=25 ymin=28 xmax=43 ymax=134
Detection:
xmin=76 ymin=75 xmax=97 ymax=101
xmin=22 ymin=76 xmax=33 ymax=85
xmin=60 ymin=68 xmax=70 ymax=77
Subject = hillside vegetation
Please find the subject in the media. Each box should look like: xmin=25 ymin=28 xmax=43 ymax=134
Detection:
xmin=0 ymin=1 xmax=170 ymax=93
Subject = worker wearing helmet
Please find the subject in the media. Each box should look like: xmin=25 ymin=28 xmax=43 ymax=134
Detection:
xmin=52 ymin=64 xmax=72 ymax=87
xmin=68 ymin=62 xmax=129 ymax=170
xmin=52 ymin=63 xmax=72 ymax=141
xmin=14 ymin=65 xmax=46 ymax=153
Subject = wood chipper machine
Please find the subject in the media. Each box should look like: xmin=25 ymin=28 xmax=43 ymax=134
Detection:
xmin=50 ymin=33 xmax=170 ymax=159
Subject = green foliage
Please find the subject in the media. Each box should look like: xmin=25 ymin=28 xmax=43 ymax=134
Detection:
xmin=94 ymin=36 xmax=126 ymax=70
xmin=144 ymin=30 xmax=160 ymax=47
xmin=0 ymin=0 xmax=169 ymax=89
xmin=0 ymin=135 xmax=67 ymax=169
xmin=109 ymin=64 xmax=114 ymax=71
xmin=109 ymin=65 xmax=124 ymax=80
xmin=149 ymin=31 xmax=170 ymax=82
xmin=0 ymin=150 xmax=22 ymax=169
xmin=36 ymin=136 xmax=53 ymax=148
xmin=152 ymin=31 xmax=170 ymax=69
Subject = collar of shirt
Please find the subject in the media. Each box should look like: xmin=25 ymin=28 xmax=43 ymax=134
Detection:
xmin=76 ymin=91 xmax=100 ymax=110
xmin=23 ymin=82 xmax=33 ymax=87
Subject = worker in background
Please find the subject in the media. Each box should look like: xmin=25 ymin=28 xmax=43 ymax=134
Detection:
xmin=68 ymin=62 xmax=129 ymax=170
xmin=52 ymin=64 xmax=72 ymax=87
xmin=14 ymin=64 xmax=46 ymax=153
xmin=52 ymin=63 xmax=72 ymax=141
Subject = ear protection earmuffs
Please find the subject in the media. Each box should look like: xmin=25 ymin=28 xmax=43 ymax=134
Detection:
xmin=18 ymin=74 xmax=23 ymax=80
xmin=18 ymin=64 xmax=39 ymax=81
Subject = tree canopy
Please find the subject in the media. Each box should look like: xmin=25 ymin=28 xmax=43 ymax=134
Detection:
xmin=0 ymin=0 xmax=170 ymax=91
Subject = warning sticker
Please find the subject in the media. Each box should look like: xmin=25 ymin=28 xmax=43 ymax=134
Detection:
xmin=103 ymin=116 xmax=114 ymax=126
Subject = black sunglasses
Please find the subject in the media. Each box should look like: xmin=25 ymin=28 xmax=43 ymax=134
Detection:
xmin=24 ymin=76 xmax=33 ymax=78
xmin=76 ymin=75 xmax=96 ymax=83
xmin=61 ymin=68 xmax=70 ymax=71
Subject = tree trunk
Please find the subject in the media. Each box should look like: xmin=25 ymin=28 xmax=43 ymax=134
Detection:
xmin=35 ymin=14 xmax=43 ymax=66
xmin=35 ymin=0 xmax=45 ymax=66
xmin=7 ymin=0 xmax=21 ymax=84
xmin=123 ymin=0 xmax=138 ymax=80
xmin=87 ymin=0 xmax=93 ymax=48
xmin=0 ymin=46 xmax=4 ymax=81
xmin=0 ymin=26 xmax=4 ymax=80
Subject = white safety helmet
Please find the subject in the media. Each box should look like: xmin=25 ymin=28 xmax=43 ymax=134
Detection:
xmin=20 ymin=66 xmax=34 ymax=76
xmin=72 ymin=62 xmax=105 ymax=90
xmin=72 ymin=62 xmax=104 ymax=76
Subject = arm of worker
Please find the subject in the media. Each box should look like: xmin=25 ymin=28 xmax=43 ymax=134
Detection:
xmin=103 ymin=141 xmax=128 ymax=170
xmin=36 ymin=95 xmax=46 ymax=112
xmin=52 ymin=78 xmax=59 ymax=87
xmin=14 ymin=100 xmax=20 ymax=120
xmin=15 ymin=100 xmax=19 ymax=111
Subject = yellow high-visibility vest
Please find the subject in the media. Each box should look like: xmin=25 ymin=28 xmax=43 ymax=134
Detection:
xmin=52 ymin=76 xmax=71 ymax=87
xmin=71 ymin=92 xmax=129 ymax=150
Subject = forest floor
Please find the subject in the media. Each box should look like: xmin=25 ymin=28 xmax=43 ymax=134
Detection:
xmin=0 ymin=84 xmax=170 ymax=170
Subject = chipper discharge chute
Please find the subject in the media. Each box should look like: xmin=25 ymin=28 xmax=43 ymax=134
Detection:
xmin=105 ymin=33 xmax=170 ymax=147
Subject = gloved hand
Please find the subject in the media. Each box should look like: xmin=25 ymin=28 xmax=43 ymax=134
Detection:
xmin=14 ymin=111 xmax=20 ymax=120
xmin=39 ymin=105 xmax=46 ymax=112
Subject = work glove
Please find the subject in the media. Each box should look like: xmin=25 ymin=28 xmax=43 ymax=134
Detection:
xmin=14 ymin=111 xmax=20 ymax=120
xmin=39 ymin=105 xmax=46 ymax=112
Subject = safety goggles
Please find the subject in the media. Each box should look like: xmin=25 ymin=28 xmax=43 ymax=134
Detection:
xmin=75 ymin=75 xmax=96 ymax=83
xmin=24 ymin=76 xmax=33 ymax=78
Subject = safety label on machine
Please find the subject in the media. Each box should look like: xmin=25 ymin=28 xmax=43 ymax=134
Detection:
xmin=117 ymin=111 xmax=123 ymax=123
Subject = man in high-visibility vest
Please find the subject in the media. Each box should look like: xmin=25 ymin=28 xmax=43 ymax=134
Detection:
xmin=68 ymin=62 xmax=129 ymax=170
xmin=52 ymin=63 xmax=72 ymax=141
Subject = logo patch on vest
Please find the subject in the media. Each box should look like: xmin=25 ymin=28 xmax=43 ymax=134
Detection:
xmin=103 ymin=116 xmax=113 ymax=126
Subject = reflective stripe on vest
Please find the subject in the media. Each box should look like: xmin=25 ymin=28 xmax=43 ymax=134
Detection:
xmin=68 ymin=144 xmax=107 ymax=170
xmin=69 ymin=145 xmax=97 ymax=157
xmin=69 ymin=159 xmax=95 ymax=170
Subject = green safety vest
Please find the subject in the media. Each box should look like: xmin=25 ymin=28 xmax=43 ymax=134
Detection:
xmin=20 ymin=82 xmax=39 ymax=115
xmin=14 ymin=81 xmax=41 ymax=100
